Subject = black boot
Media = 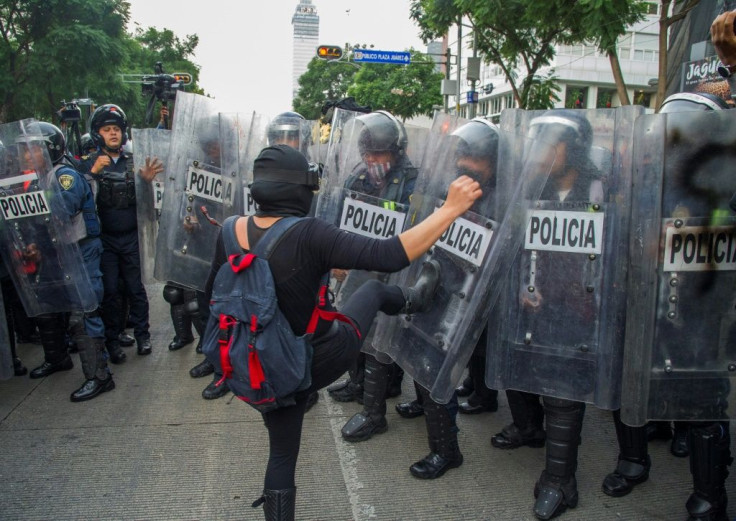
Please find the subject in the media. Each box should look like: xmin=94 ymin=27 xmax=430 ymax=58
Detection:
xmin=30 ymin=314 xmax=73 ymax=379
xmin=202 ymin=377 xmax=230 ymax=399
xmin=409 ymin=389 xmax=463 ymax=479
xmin=118 ymin=332 xmax=135 ymax=347
xmin=401 ymin=260 xmax=441 ymax=314
xmin=396 ymin=399 xmax=424 ymax=419
xmin=455 ymin=375 xmax=474 ymax=397
xmin=13 ymin=357 xmax=27 ymax=376
xmin=492 ymin=390 xmax=545 ymax=449
xmin=328 ymin=353 xmax=365 ymax=403
xmin=460 ymin=346 xmax=498 ymax=414
xmin=342 ymin=355 xmax=389 ymax=442
xmin=532 ymin=397 xmax=585 ymax=520
xmin=168 ymin=303 xmax=195 ymax=351
xmin=671 ymin=421 xmax=690 ymax=458
xmin=685 ymin=422 xmax=731 ymax=521
xmin=602 ymin=409 xmax=651 ymax=497
xmin=252 ymin=487 xmax=296 ymax=521
xmin=190 ymin=358 xmax=215 ymax=378
xmin=106 ymin=339 xmax=126 ymax=364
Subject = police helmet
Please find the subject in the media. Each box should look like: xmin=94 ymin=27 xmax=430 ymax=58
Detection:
xmin=452 ymin=118 xmax=499 ymax=163
xmin=89 ymin=104 xmax=128 ymax=147
xmin=659 ymin=92 xmax=730 ymax=113
xmin=19 ymin=122 xmax=66 ymax=165
xmin=356 ymin=110 xmax=408 ymax=157
xmin=267 ymin=111 xmax=309 ymax=151
xmin=80 ymin=133 xmax=95 ymax=155
xmin=527 ymin=109 xmax=593 ymax=157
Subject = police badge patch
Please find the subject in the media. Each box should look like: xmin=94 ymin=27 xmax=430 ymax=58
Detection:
xmin=58 ymin=174 xmax=75 ymax=190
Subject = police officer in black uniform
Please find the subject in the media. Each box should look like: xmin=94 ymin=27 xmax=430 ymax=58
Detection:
xmin=80 ymin=104 xmax=154 ymax=362
xmin=22 ymin=122 xmax=115 ymax=401
xmin=338 ymin=110 xmax=417 ymax=442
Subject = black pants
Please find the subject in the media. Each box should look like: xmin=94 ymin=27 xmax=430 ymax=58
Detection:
xmin=262 ymin=280 xmax=404 ymax=490
xmin=100 ymin=231 xmax=149 ymax=343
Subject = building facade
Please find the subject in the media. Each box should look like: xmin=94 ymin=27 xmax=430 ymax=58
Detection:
xmin=292 ymin=0 xmax=320 ymax=99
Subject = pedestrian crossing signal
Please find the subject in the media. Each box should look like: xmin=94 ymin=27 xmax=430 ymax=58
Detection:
xmin=317 ymin=45 xmax=343 ymax=60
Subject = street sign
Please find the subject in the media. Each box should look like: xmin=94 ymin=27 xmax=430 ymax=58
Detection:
xmin=352 ymin=49 xmax=411 ymax=65
xmin=466 ymin=91 xmax=478 ymax=104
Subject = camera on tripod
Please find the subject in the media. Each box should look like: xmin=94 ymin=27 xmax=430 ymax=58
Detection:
xmin=141 ymin=62 xmax=192 ymax=102
xmin=58 ymin=100 xmax=82 ymax=123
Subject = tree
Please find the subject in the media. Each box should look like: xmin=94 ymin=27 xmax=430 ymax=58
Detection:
xmin=410 ymin=0 xmax=646 ymax=110
xmin=293 ymin=56 xmax=358 ymax=119
xmin=655 ymin=0 xmax=701 ymax=109
xmin=347 ymin=49 xmax=443 ymax=120
xmin=0 ymin=0 xmax=131 ymax=122
xmin=0 ymin=0 xmax=203 ymax=129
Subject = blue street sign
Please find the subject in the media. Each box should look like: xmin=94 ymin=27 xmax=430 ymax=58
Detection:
xmin=352 ymin=49 xmax=411 ymax=65
xmin=466 ymin=91 xmax=479 ymax=104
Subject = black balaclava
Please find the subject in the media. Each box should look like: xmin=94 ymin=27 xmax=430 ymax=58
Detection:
xmin=250 ymin=144 xmax=315 ymax=217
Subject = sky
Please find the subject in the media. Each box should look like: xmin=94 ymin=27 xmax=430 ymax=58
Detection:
xmin=126 ymin=0 xmax=428 ymax=116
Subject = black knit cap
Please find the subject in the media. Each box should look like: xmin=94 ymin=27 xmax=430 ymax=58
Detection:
xmin=252 ymin=144 xmax=318 ymax=189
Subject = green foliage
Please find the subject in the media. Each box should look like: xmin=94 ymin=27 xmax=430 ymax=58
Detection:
xmin=410 ymin=0 xmax=646 ymax=109
xmin=292 ymin=57 xmax=358 ymax=119
xmin=294 ymin=49 xmax=443 ymax=121
xmin=348 ymin=50 xmax=443 ymax=120
xmin=0 ymin=0 xmax=202 ymax=129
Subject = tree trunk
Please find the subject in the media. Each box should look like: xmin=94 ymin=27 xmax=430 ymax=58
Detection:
xmin=656 ymin=0 xmax=673 ymax=110
xmin=608 ymin=50 xmax=631 ymax=105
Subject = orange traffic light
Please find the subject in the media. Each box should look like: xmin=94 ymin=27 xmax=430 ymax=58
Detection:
xmin=316 ymin=45 xmax=343 ymax=60
xmin=173 ymin=73 xmax=192 ymax=85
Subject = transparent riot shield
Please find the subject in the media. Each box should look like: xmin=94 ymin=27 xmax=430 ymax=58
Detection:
xmin=133 ymin=128 xmax=170 ymax=284
xmin=0 ymin=119 xmax=98 ymax=316
xmin=154 ymin=92 xmax=232 ymax=291
xmin=487 ymin=106 xmax=641 ymax=410
xmin=220 ymin=111 xmax=267 ymax=216
xmin=315 ymin=109 xmax=426 ymax=357
xmin=0 ymin=290 xmax=12 ymax=380
xmin=371 ymin=124 xmax=555 ymax=404
xmin=621 ymin=110 xmax=736 ymax=426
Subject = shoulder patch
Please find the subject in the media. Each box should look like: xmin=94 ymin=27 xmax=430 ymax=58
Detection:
xmin=81 ymin=155 xmax=90 ymax=160
xmin=58 ymin=174 xmax=75 ymax=190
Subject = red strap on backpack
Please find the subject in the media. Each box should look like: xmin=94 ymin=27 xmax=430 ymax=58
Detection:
xmin=248 ymin=315 xmax=266 ymax=389
xmin=229 ymin=253 xmax=256 ymax=273
xmin=217 ymin=314 xmax=238 ymax=385
xmin=306 ymin=285 xmax=361 ymax=339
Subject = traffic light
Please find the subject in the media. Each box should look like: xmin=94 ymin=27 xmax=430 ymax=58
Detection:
xmin=316 ymin=45 xmax=343 ymax=61
xmin=173 ymin=73 xmax=192 ymax=85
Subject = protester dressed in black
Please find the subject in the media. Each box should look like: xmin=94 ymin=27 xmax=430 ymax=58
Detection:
xmin=202 ymin=145 xmax=481 ymax=521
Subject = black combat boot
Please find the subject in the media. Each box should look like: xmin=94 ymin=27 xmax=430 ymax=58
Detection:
xmin=409 ymin=391 xmax=463 ymax=479
xmin=492 ymin=390 xmax=546 ymax=449
xmin=71 ymin=336 xmax=115 ymax=402
xmin=328 ymin=353 xmax=365 ymax=403
xmin=168 ymin=303 xmax=195 ymax=351
xmin=252 ymin=487 xmax=296 ymax=521
xmin=401 ymin=260 xmax=441 ymax=314
xmin=341 ymin=355 xmax=390 ymax=442
xmin=532 ymin=397 xmax=585 ymax=520
xmin=29 ymin=314 xmax=73 ymax=379
xmin=685 ymin=422 xmax=731 ymax=521
xmin=671 ymin=421 xmax=690 ymax=458
xmin=602 ymin=409 xmax=651 ymax=497
xmin=190 ymin=358 xmax=215 ymax=378
xmin=460 ymin=349 xmax=498 ymax=413
xmin=106 ymin=338 xmax=126 ymax=364
xmin=202 ymin=377 xmax=230 ymax=399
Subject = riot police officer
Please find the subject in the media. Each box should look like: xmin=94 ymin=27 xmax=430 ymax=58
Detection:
xmin=338 ymin=110 xmax=417 ymax=442
xmin=23 ymin=122 xmax=115 ymax=401
xmin=605 ymin=91 xmax=733 ymax=521
xmin=80 ymin=104 xmax=155 ymax=362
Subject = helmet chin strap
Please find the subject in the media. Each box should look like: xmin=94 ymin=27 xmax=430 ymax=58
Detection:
xmin=102 ymin=144 xmax=121 ymax=154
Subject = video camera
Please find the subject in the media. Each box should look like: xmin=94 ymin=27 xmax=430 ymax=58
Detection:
xmin=58 ymin=100 xmax=82 ymax=123
xmin=141 ymin=62 xmax=191 ymax=103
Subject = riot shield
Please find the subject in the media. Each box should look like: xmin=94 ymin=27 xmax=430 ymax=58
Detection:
xmin=220 ymin=111 xmax=267 ymax=216
xmin=486 ymin=107 xmax=642 ymax=410
xmin=621 ymin=109 xmax=736 ymax=425
xmin=371 ymin=123 xmax=555 ymax=404
xmin=0 ymin=119 xmax=98 ymax=316
xmin=154 ymin=92 xmax=232 ymax=291
xmin=133 ymin=128 xmax=170 ymax=284
xmin=0 ymin=290 xmax=12 ymax=380
xmin=315 ymin=109 xmax=427 ymax=357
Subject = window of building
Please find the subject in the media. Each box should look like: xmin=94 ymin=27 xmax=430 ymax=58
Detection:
xmin=565 ymin=86 xmax=588 ymax=109
xmin=617 ymin=33 xmax=632 ymax=60
xmin=646 ymin=2 xmax=659 ymax=15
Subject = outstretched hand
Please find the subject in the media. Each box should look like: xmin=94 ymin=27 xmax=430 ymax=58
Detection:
xmin=139 ymin=157 xmax=164 ymax=183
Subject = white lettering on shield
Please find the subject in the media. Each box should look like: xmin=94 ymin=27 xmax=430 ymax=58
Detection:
xmin=185 ymin=165 xmax=233 ymax=204
xmin=0 ymin=191 xmax=51 ymax=220
xmin=525 ymin=210 xmax=604 ymax=254
xmin=243 ymin=186 xmax=259 ymax=216
xmin=664 ymin=225 xmax=736 ymax=272
xmin=153 ymin=181 xmax=164 ymax=210
xmin=339 ymin=197 xmax=405 ymax=239
xmin=434 ymin=209 xmax=494 ymax=267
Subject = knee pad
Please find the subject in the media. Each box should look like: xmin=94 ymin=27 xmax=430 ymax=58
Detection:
xmin=163 ymin=284 xmax=185 ymax=305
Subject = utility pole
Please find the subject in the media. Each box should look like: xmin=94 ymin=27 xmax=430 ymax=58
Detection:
xmin=444 ymin=47 xmax=451 ymax=113
xmin=456 ymin=17 xmax=462 ymax=115
xmin=469 ymin=34 xmax=478 ymax=119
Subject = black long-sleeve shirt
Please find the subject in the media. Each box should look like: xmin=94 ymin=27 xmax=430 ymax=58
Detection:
xmin=205 ymin=217 xmax=410 ymax=337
